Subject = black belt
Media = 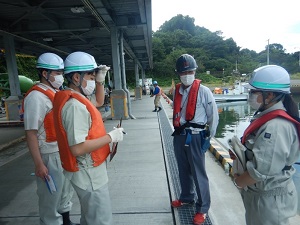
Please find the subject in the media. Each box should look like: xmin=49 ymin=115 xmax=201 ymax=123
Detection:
xmin=172 ymin=122 xmax=206 ymax=136
xmin=282 ymin=166 xmax=292 ymax=171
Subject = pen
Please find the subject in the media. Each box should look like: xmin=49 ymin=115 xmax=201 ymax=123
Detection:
xmin=113 ymin=127 xmax=127 ymax=135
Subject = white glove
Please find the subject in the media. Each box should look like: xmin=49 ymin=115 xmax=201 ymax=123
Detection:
xmin=108 ymin=127 xmax=124 ymax=143
xmin=96 ymin=65 xmax=110 ymax=83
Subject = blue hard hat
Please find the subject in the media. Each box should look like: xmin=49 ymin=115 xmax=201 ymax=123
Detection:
xmin=153 ymin=81 xmax=158 ymax=85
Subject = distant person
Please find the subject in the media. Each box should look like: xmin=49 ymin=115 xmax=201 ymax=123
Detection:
xmin=150 ymin=80 xmax=162 ymax=112
xmin=23 ymin=53 xmax=78 ymax=225
xmin=149 ymin=83 xmax=154 ymax=95
xmin=232 ymin=65 xmax=300 ymax=225
xmin=104 ymin=85 xmax=110 ymax=106
xmin=52 ymin=51 xmax=124 ymax=225
xmin=171 ymin=54 xmax=219 ymax=225
xmin=0 ymin=97 xmax=5 ymax=114
xmin=142 ymin=84 xmax=146 ymax=95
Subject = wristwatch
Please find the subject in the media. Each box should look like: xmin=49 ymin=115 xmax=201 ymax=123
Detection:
xmin=96 ymin=81 xmax=104 ymax=85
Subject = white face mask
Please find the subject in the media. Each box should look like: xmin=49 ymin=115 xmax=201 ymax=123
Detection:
xmin=180 ymin=74 xmax=195 ymax=86
xmin=49 ymin=74 xmax=64 ymax=89
xmin=82 ymin=79 xmax=96 ymax=96
xmin=248 ymin=92 xmax=262 ymax=110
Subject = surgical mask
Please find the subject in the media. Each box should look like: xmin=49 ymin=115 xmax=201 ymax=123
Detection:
xmin=180 ymin=75 xmax=195 ymax=86
xmin=248 ymin=92 xmax=262 ymax=110
xmin=82 ymin=79 xmax=96 ymax=96
xmin=49 ymin=74 xmax=64 ymax=89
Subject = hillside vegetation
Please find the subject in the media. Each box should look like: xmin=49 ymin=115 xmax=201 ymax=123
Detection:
xmin=127 ymin=14 xmax=300 ymax=88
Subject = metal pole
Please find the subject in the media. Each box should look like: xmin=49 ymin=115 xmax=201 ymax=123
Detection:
xmin=267 ymin=39 xmax=270 ymax=65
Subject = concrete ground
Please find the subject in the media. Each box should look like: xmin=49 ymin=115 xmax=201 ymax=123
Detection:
xmin=0 ymin=94 xmax=299 ymax=225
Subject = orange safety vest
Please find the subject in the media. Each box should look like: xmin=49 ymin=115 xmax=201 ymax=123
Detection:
xmin=53 ymin=90 xmax=110 ymax=172
xmin=173 ymin=79 xmax=201 ymax=128
xmin=23 ymin=84 xmax=56 ymax=142
xmin=241 ymin=109 xmax=300 ymax=145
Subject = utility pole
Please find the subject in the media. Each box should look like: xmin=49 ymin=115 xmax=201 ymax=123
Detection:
xmin=267 ymin=39 xmax=270 ymax=65
xmin=294 ymin=47 xmax=300 ymax=67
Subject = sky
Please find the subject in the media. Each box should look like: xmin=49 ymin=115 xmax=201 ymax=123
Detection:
xmin=152 ymin=0 xmax=300 ymax=53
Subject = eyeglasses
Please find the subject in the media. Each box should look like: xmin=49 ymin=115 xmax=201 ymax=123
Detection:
xmin=249 ymin=90 xmax=262 ymax=95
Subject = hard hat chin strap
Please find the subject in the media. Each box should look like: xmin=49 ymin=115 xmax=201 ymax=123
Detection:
xmin=256 ymin=92 xmax=285 ymax=114
xmin=79 ymin=72 xmax=87 ymax=96
xmin=46 ymin=70 xmax=51 ymax=80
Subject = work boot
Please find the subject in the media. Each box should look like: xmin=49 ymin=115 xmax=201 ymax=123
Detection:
xmin=157 ymin=107 xmax=162 ymax=112
xmin=171 ymin=199 xmax=194 ymax=208
xmin=61 ymin=211 xmax=80 ymax=225
xmin=152 ymin=109 xmax=157 ymax=112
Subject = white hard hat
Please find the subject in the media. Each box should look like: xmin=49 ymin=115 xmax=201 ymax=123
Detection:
xmin=64 ymin=51 xmax=98 ymax=74
xmin=36 ymin=53 xmax=64 ymax=70
xmin=243 ymin=65 xmax=290 ymax=93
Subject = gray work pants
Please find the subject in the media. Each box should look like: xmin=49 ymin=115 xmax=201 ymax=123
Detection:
xmin=73 ymin=183 xmax=112 ymax=225
xmin=173 ymin=133 xmax=210 ymax=213
xmin=37 ymin=152 xmax=74 ymax=225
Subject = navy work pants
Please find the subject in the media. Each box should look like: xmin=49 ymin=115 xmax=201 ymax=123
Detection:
xmin=173 ymin=133 xmax=210 ymax=213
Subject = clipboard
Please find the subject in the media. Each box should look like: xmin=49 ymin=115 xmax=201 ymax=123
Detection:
xmin=110 ymin=117 xmax=122 ymax=161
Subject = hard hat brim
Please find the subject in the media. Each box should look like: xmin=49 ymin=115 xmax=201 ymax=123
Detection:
xmin=243 ymin=83 xmax=257 ymax=90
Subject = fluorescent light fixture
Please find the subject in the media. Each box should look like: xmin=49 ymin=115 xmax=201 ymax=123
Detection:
xmin=43 ymin=37 xmax=53 ymax=42
xmin=71 ymin=7 xmax=85 ymax=13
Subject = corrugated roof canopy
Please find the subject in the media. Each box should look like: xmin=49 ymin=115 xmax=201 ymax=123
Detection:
xmin=0 ymin=0 xmax=153 ymax=70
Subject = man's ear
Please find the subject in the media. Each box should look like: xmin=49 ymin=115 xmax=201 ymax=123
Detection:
xmin=72 ymin=72 xmax=81 ymax=83
xmin=41 ymin=69 xmax=48 ymax=79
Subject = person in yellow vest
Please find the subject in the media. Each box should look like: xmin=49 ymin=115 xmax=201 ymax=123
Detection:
xmin=23 ymin=53 xmax=78 ymax=225
xmin=52 ymin=51 xmax=124 ymax=225
xmin=171 ymin=54 xmax=219 ymax=225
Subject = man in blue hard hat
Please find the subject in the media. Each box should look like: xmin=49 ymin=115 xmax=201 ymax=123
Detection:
xmin=150 ymin=80 xmax=162 ymax=112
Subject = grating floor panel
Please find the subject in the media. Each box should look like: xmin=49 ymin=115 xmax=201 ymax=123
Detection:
xmin=158 ymin=107 xmax=213 ymax=225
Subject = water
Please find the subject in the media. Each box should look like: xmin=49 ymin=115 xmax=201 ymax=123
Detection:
xmin=215 ymin=94 xmax=300 ymax=149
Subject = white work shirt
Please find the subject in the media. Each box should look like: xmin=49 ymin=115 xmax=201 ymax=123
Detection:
xmin=61 ymin=96 xmax=108 ymax=191
xmin=23 ymin=83 xmax=59 ymax=154
xmin=176 ymin=83 xmax=219 ymax=137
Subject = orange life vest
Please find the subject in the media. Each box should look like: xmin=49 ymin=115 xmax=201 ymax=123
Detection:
xmin=23 ymin=84 xmax=56 ymax=142
xmin=241 ymin=109 xmax=300 ymax=145
xmin=53 ymin=90 xmax=110 ymax=172
xmin=173 ymin=79 xmax=201 ymax=128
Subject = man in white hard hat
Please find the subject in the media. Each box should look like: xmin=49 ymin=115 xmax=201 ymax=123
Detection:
xmin=23 ymin=53 xmax=78 ymax=225
xmin=52 ymin=51 xmax=124 ymax=225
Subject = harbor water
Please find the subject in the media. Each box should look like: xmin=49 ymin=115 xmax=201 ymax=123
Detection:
xmin=215 ymin=94 xmax=300 ymax=149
